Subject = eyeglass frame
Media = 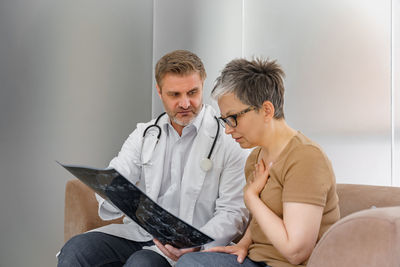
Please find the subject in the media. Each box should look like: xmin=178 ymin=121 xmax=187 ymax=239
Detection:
xmin=217 ymin=106 xmax=256 ymax=128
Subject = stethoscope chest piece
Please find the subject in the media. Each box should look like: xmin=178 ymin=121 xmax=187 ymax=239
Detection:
xmin=199 ymin=116 xmax=220 ymax=172
xmin=200 ymin=158 xmax=213 ymax=172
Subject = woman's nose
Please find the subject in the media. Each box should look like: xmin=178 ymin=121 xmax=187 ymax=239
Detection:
xmin=224 ymin=124 xmax=234 ymax=134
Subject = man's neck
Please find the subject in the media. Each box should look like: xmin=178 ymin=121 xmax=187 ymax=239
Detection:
xmin=171 ymin=121 xmax=184 ymax=136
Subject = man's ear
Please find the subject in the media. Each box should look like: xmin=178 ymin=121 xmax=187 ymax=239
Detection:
xmin=262 ymin=101 xmax=275 ymax=120
xmin=156 ymin=84 xmax=162 ymax=98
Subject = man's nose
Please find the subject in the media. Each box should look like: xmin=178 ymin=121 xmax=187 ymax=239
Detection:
xmin=179 ymin=96 xmax=190 ymax=109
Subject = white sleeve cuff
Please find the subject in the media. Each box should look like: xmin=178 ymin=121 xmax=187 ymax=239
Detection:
xmin=95 ymin=193 xmax=123 ymax=220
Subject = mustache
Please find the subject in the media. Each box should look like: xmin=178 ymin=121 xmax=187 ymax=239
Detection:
xmin=176 ymin=108 xmax=195 ymax=113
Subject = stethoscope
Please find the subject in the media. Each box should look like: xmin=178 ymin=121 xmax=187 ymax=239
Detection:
xmin=140 ymin=112 xmax=220 ymax=172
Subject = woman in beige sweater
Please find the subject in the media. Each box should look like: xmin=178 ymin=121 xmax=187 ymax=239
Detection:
xmin=176 ymin=58 xmax=340 ymax=267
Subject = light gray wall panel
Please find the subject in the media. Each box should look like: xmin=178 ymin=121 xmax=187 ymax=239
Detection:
xmin=394 ymin=0 xmax=400 ymax=186
xmin=152 ymin=0 xmax=243 ymax=116
xmin=0 ymin=1 xmax=153 ymax=266
xmin=244 ymin=0 xmax=392 ymax=185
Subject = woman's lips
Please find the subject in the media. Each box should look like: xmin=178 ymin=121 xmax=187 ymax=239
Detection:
xmin=234 ymin=137 xmax=242 ymax=142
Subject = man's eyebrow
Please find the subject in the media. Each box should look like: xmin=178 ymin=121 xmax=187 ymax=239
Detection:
xmin=166 ymin=90 xmax=180 ymax=94
xmin=188 ymin=87 xmax=199 ymax=92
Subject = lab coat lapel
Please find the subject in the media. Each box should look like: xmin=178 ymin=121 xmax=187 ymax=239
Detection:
xmin=179 ymin=107 xmax=216 ymax=223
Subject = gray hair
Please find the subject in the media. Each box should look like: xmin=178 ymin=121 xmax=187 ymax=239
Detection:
xmin=211 ymin=58 xmax=285 ymax=119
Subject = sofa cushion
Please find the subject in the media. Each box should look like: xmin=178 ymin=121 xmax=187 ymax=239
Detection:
xmin=307 ymin=206 xmax=400 ymax=267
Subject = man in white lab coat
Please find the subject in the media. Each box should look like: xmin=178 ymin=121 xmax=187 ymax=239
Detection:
xmin=57 ymin=50 xmax=249 ymax=267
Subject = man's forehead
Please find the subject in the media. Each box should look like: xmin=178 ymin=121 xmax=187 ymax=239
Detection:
xmin=159 ymin=73 xmax=203 ymax=91
xmin=162 ymin=71 xmax=202 ymax=81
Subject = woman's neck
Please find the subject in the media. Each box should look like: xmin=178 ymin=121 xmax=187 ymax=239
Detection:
xmin=259 ymin=119 xmax=297 ymax=164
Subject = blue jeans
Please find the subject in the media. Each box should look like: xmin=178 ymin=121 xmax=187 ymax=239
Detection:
xmin=176 ymin=252 xmax=270 ymax=267
xmin=57 ymin=232 xmax=172 ymax=267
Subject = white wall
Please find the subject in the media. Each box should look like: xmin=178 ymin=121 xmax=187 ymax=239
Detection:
xmin=243 ymin=0 xmax=393 ymax=186
xmin=153 ymin=0 xmax=399 ymax=186
xmin=0 ymin=1 xmax=153 ymax=266
xmin=393 ymin=0 xmax=400 ymax=186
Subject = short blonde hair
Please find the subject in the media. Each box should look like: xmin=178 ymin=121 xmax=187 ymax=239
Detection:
xmin=155 ymin=50 xmax=206 ymax=89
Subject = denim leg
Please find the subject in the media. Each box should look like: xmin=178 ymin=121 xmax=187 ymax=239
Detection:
xmin=124 ymin=249 xmax=171 ymax=267
xmin=177 ymin=252 xmax=269 ymax=267
xmin=57 ymin=232 xmax=153 ymax=267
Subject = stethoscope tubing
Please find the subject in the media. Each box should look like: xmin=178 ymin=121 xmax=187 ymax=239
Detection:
xmin=142 ymin=112 xmax=165 ymax=139
xmin=207 ymin=116 xmax=219 ymax=159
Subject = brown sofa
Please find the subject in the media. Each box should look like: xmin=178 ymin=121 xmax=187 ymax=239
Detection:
xmin=64 ymin=180 xmax=400 ymax=266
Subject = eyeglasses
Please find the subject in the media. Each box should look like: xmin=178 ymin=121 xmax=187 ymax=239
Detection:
xmin=218 ymin=106 xmax=256 ymax=128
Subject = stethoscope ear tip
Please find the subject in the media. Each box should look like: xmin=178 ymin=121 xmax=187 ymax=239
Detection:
xmin=200 ymin=158 xmax=213 ymax=172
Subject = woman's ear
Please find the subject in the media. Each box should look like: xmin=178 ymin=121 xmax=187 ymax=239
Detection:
xmin=262 ymin=101 xmax=275 ymax=120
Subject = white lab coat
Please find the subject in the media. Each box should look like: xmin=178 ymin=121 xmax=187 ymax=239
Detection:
xmin=94 ymin=104 xmax=249 ymax=261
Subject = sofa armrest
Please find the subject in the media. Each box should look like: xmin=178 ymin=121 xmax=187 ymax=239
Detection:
xmin=64 ymin=179 xmax=123 ymax=242
xmin=307 ymin=206 xmax=400 ymax=267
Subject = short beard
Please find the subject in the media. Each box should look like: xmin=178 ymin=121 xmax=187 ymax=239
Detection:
xmin=171 ymin=113 xmax=196 ymax=127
